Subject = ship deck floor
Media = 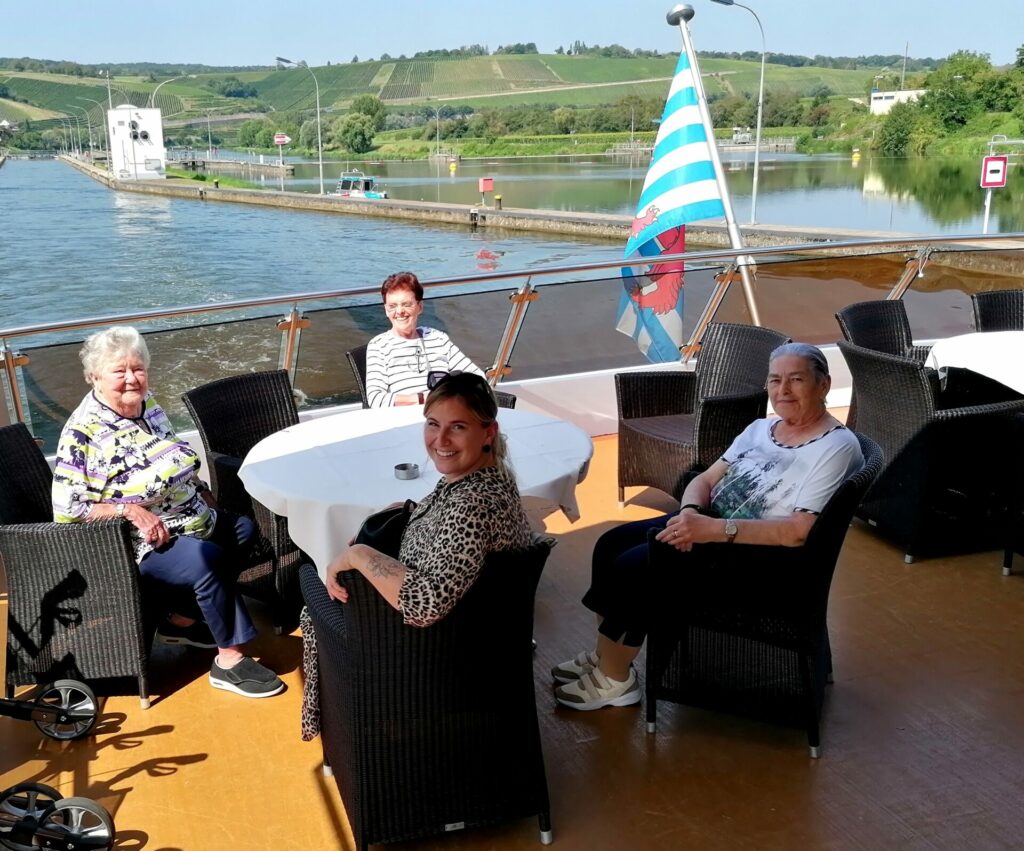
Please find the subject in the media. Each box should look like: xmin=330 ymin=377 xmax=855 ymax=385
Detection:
xmin=3 ymin=433 xmax=1024 ymax=850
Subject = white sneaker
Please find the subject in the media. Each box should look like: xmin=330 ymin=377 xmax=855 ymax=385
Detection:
xmin=551 ymin=650 xmax=599 ymax=684
xmin=554 ymin=667 xmax=641 ymax=711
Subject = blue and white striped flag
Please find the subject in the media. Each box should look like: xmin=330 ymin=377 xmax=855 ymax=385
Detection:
xmin=616 ymin=48 xmax=726 ymax=362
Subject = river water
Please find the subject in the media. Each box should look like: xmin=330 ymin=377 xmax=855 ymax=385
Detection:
xmin=272 ymin=151 xmax=1023 ymax=235
xmin=0 ymin=159 xmax=618 ymax=331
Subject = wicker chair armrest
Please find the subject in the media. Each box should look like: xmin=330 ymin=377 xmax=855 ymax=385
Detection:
xmin=207 ymin=451 xmax=254 ymax=516
xmin=908 ymin=344 xmax=932 ymax=363
xmin=933 ymin=397 xmax=1024 ymax=422
xmin=616 ymin=371 xmax=698 ymax=419
xmin=692 ymin=390 xmax=768 ymax=461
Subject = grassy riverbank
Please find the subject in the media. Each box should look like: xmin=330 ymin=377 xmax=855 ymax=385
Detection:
xmin=165 ymin=167 xmax=263 ymax=189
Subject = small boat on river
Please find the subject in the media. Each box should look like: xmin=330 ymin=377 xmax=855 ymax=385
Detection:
xmin=334 ymin=169 xmax=388 ymax=199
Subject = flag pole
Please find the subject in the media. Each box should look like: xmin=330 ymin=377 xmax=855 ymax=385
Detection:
xmin=668 ymin=4 xmax=762 ymax=327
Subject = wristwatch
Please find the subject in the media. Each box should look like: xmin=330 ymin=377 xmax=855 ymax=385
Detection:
xmin=724 ymin=518 xmax=738 ymax=543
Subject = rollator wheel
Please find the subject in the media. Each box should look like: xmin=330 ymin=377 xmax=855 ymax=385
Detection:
xmin=33 ymin=679 xmax=98 ymax=741
xmin=39 ymin=797 xmax=115 ymax=851
xmin=0 ymin=783 xmax=63 ymax=851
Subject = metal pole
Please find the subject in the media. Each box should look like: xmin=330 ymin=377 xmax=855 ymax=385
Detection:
xmin=982 ymin=189 xmax=993 ymax=234
xmin=104 ymin=69 xmax=113 ymax=108
xmin=671 ymin=5 xmax=762 ymax=325
xmin=205 ymin=112 xmax=213 ymax=160
xmin=311 ymin=68 xmax=324 ymax=195
xmin=736 ymin=2 xmax=767 ymax=225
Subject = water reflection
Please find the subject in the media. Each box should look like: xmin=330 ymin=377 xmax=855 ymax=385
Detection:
xmin=275 ymin=153 xmax=1020 ymax=234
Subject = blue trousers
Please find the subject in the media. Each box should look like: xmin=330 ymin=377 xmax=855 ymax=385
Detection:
xmin=140 ymin=511 xmax=258 ymax=648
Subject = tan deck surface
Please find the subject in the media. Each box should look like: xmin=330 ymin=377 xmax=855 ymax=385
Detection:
xmin=3 ymin=433 xmax=1024 ymax=850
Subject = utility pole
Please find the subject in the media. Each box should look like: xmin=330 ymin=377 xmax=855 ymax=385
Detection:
xmin=901 ymin=42 xmax=908 ymax=91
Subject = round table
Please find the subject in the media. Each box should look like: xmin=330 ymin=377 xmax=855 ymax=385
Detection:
xmin=926 ymin=330 xmax=1024 ymax=394
xmin=238 ymin=406 xmax=593 ymax=577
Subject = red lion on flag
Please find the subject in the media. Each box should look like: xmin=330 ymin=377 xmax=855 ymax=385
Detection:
xmin=624 ymin=206 xmax=685 ymax=315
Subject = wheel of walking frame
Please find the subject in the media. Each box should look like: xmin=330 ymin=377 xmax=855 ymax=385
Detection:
xmin=32 ymin=679 xmax=98 ymax=741
xmin=0 ymin=783 xmax=63 ymax=851
xmin=38 ymin=797 xmax=115 ymax=851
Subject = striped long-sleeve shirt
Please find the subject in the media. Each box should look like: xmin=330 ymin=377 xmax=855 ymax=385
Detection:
xmin=364 ymin=326 xmax=484 ymax=408
xmin=52 ymin=391 xmax=214 ymax=562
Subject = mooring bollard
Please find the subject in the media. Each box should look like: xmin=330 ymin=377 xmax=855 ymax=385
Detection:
xmin=494 ymin=194 xmax=502 ymax=210
xmin=213 ymin=179 xmax=219 ymax=189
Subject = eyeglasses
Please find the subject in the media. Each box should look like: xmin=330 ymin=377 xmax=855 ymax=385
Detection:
xmin=384 ymin=301 xmax=418 ymax=314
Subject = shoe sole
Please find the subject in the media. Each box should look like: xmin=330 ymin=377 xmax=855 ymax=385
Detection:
xmin=157 ymin=634 xmax=217 ymax=650
xmin=555 ymin=689 xmax=641 ymax=711
xmin=209 ymin=675 xmax=285 ymax=698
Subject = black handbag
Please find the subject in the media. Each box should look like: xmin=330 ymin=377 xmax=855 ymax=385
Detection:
xmin=354 ymin=500 xmax=415 ymax=558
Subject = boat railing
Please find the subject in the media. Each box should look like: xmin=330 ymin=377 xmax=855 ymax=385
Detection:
xmin=1 ymin=233 xmax=1022 ymax=448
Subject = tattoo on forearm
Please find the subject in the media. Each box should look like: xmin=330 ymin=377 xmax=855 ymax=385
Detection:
xmin=367 ymin=552 xmax=403 ymax=579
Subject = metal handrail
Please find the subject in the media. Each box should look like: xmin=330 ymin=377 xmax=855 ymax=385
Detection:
xmin=1 ymin=232 xmax=1020 ymax=342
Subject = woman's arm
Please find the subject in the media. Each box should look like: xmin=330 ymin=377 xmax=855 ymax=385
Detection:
xmin=326 ymin=544 xmax=407 ymax=607
xmin=440 ymin=332 xmax=485 ymax=378
xmin=659 ymin=458 xmax=817 ymax=549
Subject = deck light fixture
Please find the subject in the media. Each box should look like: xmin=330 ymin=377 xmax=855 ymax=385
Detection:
xmin=710 ymin=0 xmax=765 ymax=225
xmin=276 ymin=56 xmax=325 ymax=195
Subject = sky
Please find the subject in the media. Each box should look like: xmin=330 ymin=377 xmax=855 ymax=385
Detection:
xmin=3 ymin=1 xmax=1022 ymax=68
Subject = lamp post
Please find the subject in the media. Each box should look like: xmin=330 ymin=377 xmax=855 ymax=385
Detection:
xmin=204 ymin=110 xmax=214 ymax=160
xmin=148 ymin=74 xmax=196 ymax=109
xmin=711 ymin=0 xmax=765 ymax=224
xmin=276 ymin=56 xmax=325 ymax=194
xmin=68 ymin=111 xmax=83 ymax=156
xmin=68 ymin=105 xmax=94 ymax=155
xmin=77 ymin=96 xmax=110 ymax=165
xmin=101 ymin=69 xmax=113 ymax=108
xmin=428 ymin=106 xmax=442 ymax=159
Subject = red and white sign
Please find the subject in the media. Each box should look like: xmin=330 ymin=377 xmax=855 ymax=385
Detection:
xmin=980 ymin=155 xmax=1008 ymax=189
xmin=273 ymin=133 xmax=292 ymax=146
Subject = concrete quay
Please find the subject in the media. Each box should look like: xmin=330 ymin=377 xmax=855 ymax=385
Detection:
xmin=61 ymin=157 xmax=1024 ymax=272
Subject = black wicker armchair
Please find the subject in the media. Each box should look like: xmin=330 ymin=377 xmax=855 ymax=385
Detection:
xmin=346 ymin=343 xmax=517 ymax=409
xmin=300 ymin=535 xmax=554 ymax=851
xmin=644 ymin=433 xmax=883 ymax=758
xmin=971 ymin=289 xmax=1024 ymax=332
xmin=838 ymin=341 xmax=1024 ymax=562
xmin=616 ymin=322 xmax=789 ymax=504
xmin=181 ymin=370 xmax=306 ymax=632
xmin=0 ymin=423 xmax=152 ymax=707
xmin=835 ymin=299 xmax=932 ymax=429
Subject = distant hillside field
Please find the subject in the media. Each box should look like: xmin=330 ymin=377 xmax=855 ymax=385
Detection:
xmin=0 ymin=55 xmax=882 ymax=128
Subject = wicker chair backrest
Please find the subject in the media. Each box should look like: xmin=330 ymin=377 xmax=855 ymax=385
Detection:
xmin=345 ymin=344 xmax=370 ymax=409
xmin=836 ymin=300 xmax=915 ymax=356
xmin=971 ymin=289 xmax=1024 ymax=332
xmin=0 ymin=423 xmax=55 ymax=525
xmin=837 ymin=341 xmax=937 ymax=462
xmin=182 ymin=369 xmax=299 ymax=460
xmin=694 ymin=322 xmax=790 ymax=400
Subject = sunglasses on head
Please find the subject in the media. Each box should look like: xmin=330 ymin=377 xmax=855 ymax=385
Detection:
xmin=426 ymin=370 xmax=495 ymax=393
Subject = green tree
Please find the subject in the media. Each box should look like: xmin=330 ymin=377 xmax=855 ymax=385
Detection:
xmin=350 ymin=94 xmax=387 ymax=131
xmin=553 ymin=107 xmax=576 ymax=134
xmin=336 ymin=113 xmax=375 ymax=153
xmin=877 ymin=101 xmax=920 ymax=156
xmin=1016 ymin=44 xmax=1024 ymax=68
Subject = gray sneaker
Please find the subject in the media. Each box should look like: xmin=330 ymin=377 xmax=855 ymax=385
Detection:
xmin=209 ymin=657 xmax=285 ymax=698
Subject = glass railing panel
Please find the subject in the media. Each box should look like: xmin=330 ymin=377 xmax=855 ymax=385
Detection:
xmin=17 ymin=313 xmax=283 ymax=450
xmin=292 ymin=287 xmax=520 ymax=403
xmin=904 ymin=248 xmax=1024 ymax=338
xmin=506 ymin=267 xmax=722 ymax=379
xmin=710 ymin=250 xmax=918 ymax=345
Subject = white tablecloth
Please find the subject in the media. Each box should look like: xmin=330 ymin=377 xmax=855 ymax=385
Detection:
xmin=926 ymin=331 xmax=1024 ymax=394
xmin=238 ymin=406 xmax=593 ymax=575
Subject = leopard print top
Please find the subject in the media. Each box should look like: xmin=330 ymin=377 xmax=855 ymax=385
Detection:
xmin=299 ymin=463 xmax=530 ymax=740
xmin=397 ymin=464 xmax=531 ymax=627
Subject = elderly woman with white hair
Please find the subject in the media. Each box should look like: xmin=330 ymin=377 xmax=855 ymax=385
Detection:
xmin=552 ymin=342 xmax=864 ymax=711
xmin=51 ymin=326 xmax=283 ymax=699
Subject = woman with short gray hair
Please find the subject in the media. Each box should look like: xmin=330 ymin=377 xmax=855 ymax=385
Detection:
xmin=552 ymin=342 xmax=863 ymax=711
xmin=52 ymin=326 xmax=283 ymax=699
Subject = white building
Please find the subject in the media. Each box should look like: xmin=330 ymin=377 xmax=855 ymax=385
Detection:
xmin=869 ymin=89 xmax=926 ymax=116
xmin=106 ymin=105 xmax=166 ymax=179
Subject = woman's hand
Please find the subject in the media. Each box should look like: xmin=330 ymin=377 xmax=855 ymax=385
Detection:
xmin=326 ymin=547 xmax=359 ymax=603
xmin=654 ymin=510 xmax=717 ymax=552
xmin=126 ymin=504 xmax=171 ymax=549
